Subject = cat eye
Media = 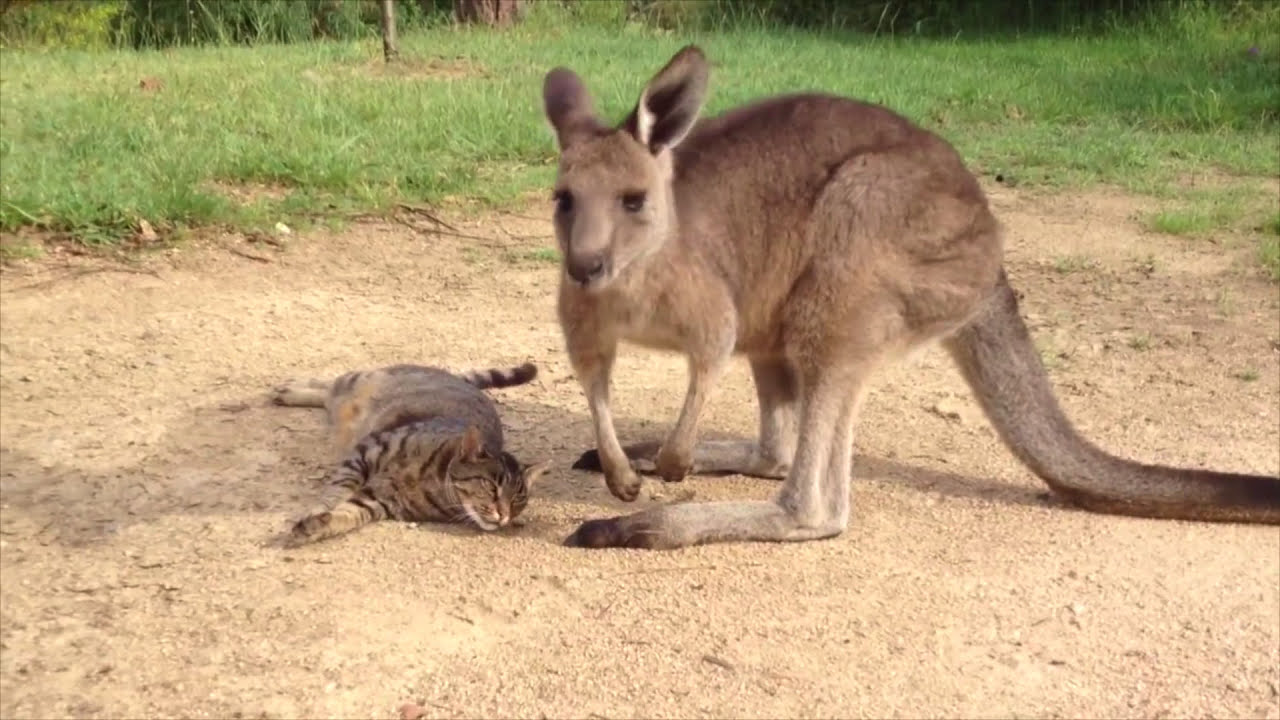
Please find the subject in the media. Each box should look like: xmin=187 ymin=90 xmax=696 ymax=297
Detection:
xmin=620 ymin=192 xmax=646 ymax=213
xmin=553 ymin=190 xmax=574 ymax=214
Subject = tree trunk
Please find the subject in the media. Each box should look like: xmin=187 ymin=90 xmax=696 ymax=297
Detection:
xmin=453 ymin=0 xmax=524 ymax=27
xmin=380 ymin=0 xmax=398 ymax=63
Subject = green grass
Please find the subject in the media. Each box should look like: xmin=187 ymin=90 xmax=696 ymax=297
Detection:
xmin=1261 ymin=230 xmax=1280 ymax=281
xmin=1140 ymin=181 xmax=1280 ymax=242
xmin=504 ymin=247 xmax=561 ymax=265
xmin=1147 ymin=210 xmax=1213 ymax=236
xmin=1050 ymin=253 xmax=1098 ymax=274
xmin=1126 ymin=333 xmax=1153 ymax=351
xmin=1 ymin=2 xmax=1277 ymax=250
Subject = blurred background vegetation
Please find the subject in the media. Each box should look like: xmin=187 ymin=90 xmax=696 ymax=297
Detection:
xmin=3 ymin=0 xmax=1278 ymax=49
xmin=0 ymin=0 xmax=1276 ymax=272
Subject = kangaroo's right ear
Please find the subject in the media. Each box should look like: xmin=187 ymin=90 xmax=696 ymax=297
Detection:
xmin=623 ymin=44 xmax=710 ymax=155
xmin=543 ymin=67 xmax=600 ymax=149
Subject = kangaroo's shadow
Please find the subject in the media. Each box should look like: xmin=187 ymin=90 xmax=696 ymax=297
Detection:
xmin=485 ymin=395 xmax=1062 ymax=542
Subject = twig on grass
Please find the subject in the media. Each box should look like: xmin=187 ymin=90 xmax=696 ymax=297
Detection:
xmin=227 ymin=247 xmax=272 ymax=263
xmin=3 ymin=265 xmax=162 ymax=292
xmin=395 ymin=202 xmax=461 ymax=233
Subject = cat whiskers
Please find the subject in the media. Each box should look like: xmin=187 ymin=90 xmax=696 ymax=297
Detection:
xmin=461 ymin=503 xmax=499 ymax=531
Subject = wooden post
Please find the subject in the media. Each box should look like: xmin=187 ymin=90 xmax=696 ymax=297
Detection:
xmin=380 ymin=0 xmax=398 ymax=63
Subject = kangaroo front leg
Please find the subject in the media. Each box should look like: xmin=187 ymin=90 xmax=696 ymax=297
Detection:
xmin=571 ymin=356 xmax=796 ymax=480
xmin=571 ymin=340 xmax=644 ymax=502
xmin=565 ymin=363 xmax=862 ymax=550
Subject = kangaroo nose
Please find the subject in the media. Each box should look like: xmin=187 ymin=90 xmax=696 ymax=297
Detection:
xmin=567 ymin=255 xmax=606 ymax=285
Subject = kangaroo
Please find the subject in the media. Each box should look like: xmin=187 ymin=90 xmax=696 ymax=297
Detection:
xmin=541 ymin=44 xmax=1280 ymax=550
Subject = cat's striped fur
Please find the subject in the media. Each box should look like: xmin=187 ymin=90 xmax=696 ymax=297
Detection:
xmin=270 ymin=362 xmax=550 ymax=548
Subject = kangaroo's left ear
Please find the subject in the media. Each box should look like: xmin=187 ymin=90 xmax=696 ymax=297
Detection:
xmin=621 ymin=44 xmax=711 ymax=155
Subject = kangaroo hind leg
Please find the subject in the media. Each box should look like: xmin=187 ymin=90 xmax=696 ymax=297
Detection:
xmin=565 ymin=353 xmax=869 ymax=550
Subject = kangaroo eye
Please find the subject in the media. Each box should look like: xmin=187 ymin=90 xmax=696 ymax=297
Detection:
xmin=553 ymin=190 xmax=574 ymax=214
xmin=621 ymin=192 xmax=646 ymax=213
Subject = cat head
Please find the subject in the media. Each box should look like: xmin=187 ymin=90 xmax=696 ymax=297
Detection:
xmin=446 ymin=426 xmax=551 ymax=531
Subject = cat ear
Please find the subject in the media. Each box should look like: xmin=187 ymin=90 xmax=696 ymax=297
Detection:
xmin=520 ymin=459 xmax=552 ymax=488
xmin=457 ymin=426 xmax=485 ymax=462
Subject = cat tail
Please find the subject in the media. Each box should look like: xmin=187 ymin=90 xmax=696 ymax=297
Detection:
xmin=455 ymin=362 xmax=538 ymax=390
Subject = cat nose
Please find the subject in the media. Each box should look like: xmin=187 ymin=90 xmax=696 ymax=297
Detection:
xmin=498 ymin=513 xmax=510 ymax=527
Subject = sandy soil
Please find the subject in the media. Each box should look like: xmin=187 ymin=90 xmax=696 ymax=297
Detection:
xmin=1 ymin=183 xmax=1278 ymax=720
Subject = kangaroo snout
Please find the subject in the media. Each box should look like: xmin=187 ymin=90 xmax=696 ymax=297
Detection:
xmin=566 ymin=252 xmax=609 ymax=286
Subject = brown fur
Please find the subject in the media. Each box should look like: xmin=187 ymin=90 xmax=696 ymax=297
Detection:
xmin=540 ymin=45 xmax=1280 ymax=551
xmin=270 ymin=362 xmax=549 ymax=548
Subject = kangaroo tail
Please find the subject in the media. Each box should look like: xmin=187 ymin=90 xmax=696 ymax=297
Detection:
xmin=283 ymin=493 xmax=390 ymax=548
xmin=456 ymin=362 xmax=538 ymax=390
xmin=943 ymin=270 xmax=1280 ymax=524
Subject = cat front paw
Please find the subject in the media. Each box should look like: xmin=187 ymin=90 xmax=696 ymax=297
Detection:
xmin=269 ymin=381 xmax=305 ymax=405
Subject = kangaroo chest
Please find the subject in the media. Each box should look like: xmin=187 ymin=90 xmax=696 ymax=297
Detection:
xmin=605 ymin=294 xmax=690 ymax=352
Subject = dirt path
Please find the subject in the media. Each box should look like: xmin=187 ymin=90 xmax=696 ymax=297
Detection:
xmin=1 ymin=184 xmax=1278 ymax=720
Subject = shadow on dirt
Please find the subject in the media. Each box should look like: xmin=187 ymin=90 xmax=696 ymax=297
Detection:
xmin=0 ymin=379 xmax=1058 ymax=551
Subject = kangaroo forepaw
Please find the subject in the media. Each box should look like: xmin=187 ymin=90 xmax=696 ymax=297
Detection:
xmin=655 ymin=446 xmax=692 ymax=484
xmin=573 ymin=449 xmax=645 ymax=500
xmin=605 ymin=467 xmax=644 ymax=502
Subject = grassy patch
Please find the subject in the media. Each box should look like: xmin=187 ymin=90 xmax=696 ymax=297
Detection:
xmin=1 ymin=2 xmax=1277 ymax=250
xmin=1147 ymin=209 xmax=1213 ymax=236
xmin=1260 ymin=235 xmax=1280 ymax=282
xmin=0 ymin=236 xmax=42 ymax=261
xmin=1051 ymin=254 xmax=1097 ymax=274
xmin=503 ymin=247 xmax=560 ymax=265
xmin=1126 ymin=333 xmax=1153 ymax=351
xmin=1144 ymin=190 xmax=1254 ymax=237
xmin=1265 ymin=211 xmax=1280 ymax=237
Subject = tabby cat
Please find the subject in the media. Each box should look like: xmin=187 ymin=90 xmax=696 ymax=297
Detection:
xmin=269 ymin=361 xmax=550 ymax=548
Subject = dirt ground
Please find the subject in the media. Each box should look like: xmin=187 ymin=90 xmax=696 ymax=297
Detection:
xmin=1 ymin=182 xmax=1278 ymax=720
